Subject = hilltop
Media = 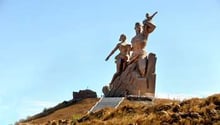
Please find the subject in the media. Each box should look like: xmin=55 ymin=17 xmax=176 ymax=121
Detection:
xmin=18 ymin=94 xmax=220 ymax=125
xmin=77 ymin=94 xmax=220 ymax=125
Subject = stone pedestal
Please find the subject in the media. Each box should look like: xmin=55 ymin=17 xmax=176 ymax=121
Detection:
xmin=103 ymin=53 xmax=157 ymax=97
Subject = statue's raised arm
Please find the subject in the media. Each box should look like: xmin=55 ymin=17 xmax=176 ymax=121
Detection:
xmin=142 ymin=11 xmax=157 ymax=38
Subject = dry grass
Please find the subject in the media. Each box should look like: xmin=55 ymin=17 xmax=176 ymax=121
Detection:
xmin=19 ymin=94 xmax=220 ymax=125
xmin=77 ymin=94 xmax=220 ymax=125
xmin=22 ymin=98 xmax=98 ymax=124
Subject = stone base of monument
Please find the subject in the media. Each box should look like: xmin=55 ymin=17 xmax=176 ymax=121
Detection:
xmin=88 ymin=97 xmax=124 ymax=113
xmin=88 ymin=96 xmax=154 ymax=114
xmin=126 ymin=94 xmax=154 ymax=101
xmin=103 ymin=53 xmax=157 ymax=98
xmin=94 ymin=53 xmax=157 ymax=113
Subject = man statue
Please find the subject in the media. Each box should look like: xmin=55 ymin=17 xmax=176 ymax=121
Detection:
xmin=103 ymin=12 xmax=158 ymax=97
xmin=129 ymin=12 xmax=157 ymax=77
xmin=105 ymin=34 xmax=131 ymax=74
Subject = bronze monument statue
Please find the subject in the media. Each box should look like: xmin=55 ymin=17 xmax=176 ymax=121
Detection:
xmin=105 ymin=34 xmax=131 ymax=74
xmin=105 ymin=34 xmax=131 ymax=84
xmin=103 ymin=12 xmax=158 ymax=98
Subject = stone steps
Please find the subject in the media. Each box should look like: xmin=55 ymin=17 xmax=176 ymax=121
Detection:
xmin=88 ymin=97 xmax=124 ymax=113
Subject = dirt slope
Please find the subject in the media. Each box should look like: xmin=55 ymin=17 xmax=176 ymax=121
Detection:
xmin=18 ymin=98 xmax=98 ymax=124
xmin=18 ymin=94 xmax=220 ymax=125
xmin=78 ymin=94 xmax=220 ymax=125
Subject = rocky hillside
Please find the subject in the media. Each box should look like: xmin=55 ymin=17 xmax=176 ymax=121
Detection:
xmin=18 ymin=94 xmax=220 ymax=125
xmin=78 ymin=94 xmax=220 ymax=125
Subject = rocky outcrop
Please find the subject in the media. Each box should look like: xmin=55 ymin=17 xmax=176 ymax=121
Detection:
xmin=73 ymin=89 xmax=97 ymax=100
xmin=103 ymin=53 xmax=156 ymax=97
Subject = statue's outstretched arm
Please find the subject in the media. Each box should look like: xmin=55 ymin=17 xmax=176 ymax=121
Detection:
xmin=105 ymin=44 xmax=119 ymax=61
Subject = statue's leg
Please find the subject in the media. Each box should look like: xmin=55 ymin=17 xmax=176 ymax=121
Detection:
xmin=116 ymin=58 xmax=122 ymax=73
xmin=121 ymin=59 xmax=127 ymax=72
xmin=109 ymin=58 xmax=122 ymax=84
xmin=137 ymin=58 xmax=147 ymax=77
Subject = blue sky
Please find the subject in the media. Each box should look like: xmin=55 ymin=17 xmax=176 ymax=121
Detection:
xmin=0 ymin=0 xmax=220 ymax=124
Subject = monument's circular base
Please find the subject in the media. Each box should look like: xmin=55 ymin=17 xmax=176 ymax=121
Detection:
xmin=126 ymin=94 xmax=154 ymax=101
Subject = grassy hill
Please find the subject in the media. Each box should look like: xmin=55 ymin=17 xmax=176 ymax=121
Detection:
xmin=18 ymin=94 xmax=220 ymax=125
xmin=18 ymin=98 xmax=99 ymax=124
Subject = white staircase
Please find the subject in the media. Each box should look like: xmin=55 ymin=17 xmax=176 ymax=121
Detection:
xmin=88 ymin=97 xmax=124 ymax=113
